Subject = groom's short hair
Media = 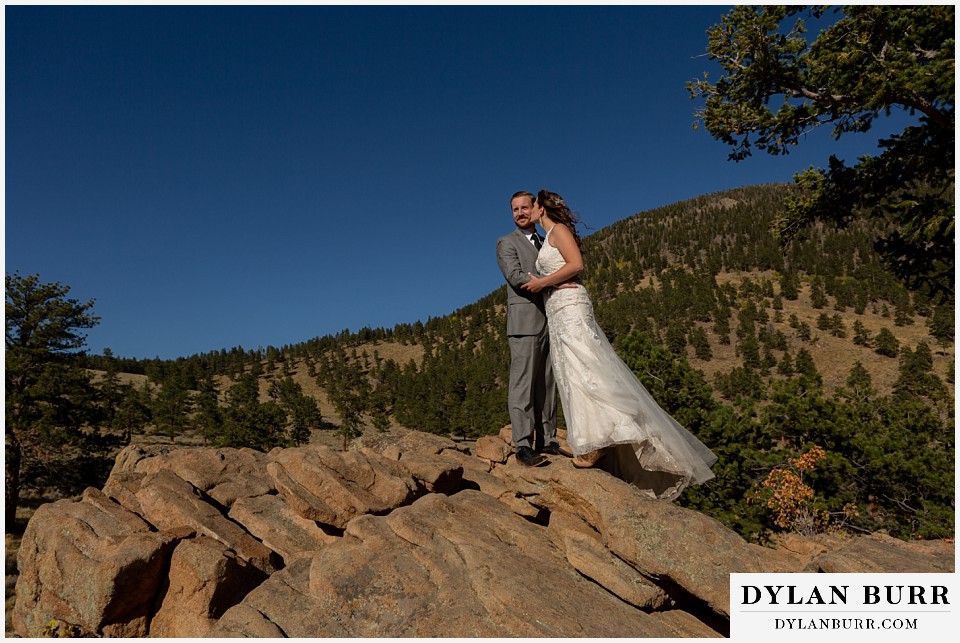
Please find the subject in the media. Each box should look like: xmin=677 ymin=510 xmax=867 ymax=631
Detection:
xmin=510 ymin=191 xmax=536 ymax=205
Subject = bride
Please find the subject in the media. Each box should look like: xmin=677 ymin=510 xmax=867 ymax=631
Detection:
xmin=521 ymin=189 xmax=717 ymax=500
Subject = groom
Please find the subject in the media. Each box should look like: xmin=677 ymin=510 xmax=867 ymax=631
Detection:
xmin=496 ymin=191 xmax=561 ymax=467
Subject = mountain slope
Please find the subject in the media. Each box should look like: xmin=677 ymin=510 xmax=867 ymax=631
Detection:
xmin=87 ymin=183 xmax=954 ymax=541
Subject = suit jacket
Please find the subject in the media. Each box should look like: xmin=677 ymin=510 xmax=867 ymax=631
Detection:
xmin=496 ymin=228 xmax=547 ymax=336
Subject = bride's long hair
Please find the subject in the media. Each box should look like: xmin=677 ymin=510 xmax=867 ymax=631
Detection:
xmin=537 ymin=189 xmax=583 ymax=249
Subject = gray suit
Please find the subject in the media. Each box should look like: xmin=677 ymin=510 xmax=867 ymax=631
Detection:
xmin=496 ymin=228 xmax=558 ymax=450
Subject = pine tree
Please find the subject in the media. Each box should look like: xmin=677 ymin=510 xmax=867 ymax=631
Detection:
xmin=894 ymin=306 xmax=914 ymax=327
xmin=894 ymin=342 xmax=946 ymax=400
xmin=739 ymin=335 xmax=761 ymax=369
xmin=5 ymin=273 xmax=101 ymax=525
xmin=218 ymin=373 xmax=288 ymax=451
xmin=713 ymin=316 xmax=731 ymax=345
xmin=810 ymin=277 xmax=828 ymax=309
xmin=830 ymin=314 xmax=847 ymax=338
xmin=853 ymin=283 xmax=869 ymax=314
xmin=927 ymin=305 xmax=954 ymax=346
xmin=794 ymin=348 xmax=822 ymax=388
xmin=779 ymin=272 xmax=799 ymax=300
xmin=840 ymin=361 xmax=875 ymax=403
xmin=666 ymin=323 xmax=687 ymax=355
xmin=852 ymin=320 xmax=871 ymax=346
xmin=152 ymin=373 xmax=192 ymax=441
xmin=874 ymin=328 xmax=900 ymax=357
xmin=761 ymin=345 xmax=778 ymax=372
xmin=195 ymin=375 xmax=223 ymax=445
xmin=777 ymin=349 xmax=795 ymax=376
xmin=715 ymin=366 xmax=765 ymax=402
xmin=689 ymin=326 xmax=713 ymax=361
xmin=269 ymin=377 xmax=321 ymax=445
xmin=756 ymin=302 xmax=770 ymax=324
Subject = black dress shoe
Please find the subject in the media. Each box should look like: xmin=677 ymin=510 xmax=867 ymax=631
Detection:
xmin=541 ymin=444 xmax=572 ymax=457
xmin=516 ymin=446 xmax=548 ymax=467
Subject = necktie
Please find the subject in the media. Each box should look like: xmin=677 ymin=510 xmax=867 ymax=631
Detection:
xmin=531 ymin=233 xmax=542 ymax=250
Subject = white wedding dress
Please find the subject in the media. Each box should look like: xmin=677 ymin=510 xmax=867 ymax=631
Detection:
xmin=537 ymin=228 xmax=717 ymax=500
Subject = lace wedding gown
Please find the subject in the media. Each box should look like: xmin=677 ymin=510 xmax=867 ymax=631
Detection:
xmin=537 ymin=228 xmax=717 ymax=500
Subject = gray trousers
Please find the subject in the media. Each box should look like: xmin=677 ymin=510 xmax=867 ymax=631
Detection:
xmin=508 ymin=327 xmax=558 ymax=450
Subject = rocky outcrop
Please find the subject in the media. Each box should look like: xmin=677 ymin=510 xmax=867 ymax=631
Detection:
xmin=267 ymin=446 xmax=419 ymax=529
xmin=13 ymin=428 xmax=955 ymax=638
xmin=13 ymin=487 xmax=181 ymax=637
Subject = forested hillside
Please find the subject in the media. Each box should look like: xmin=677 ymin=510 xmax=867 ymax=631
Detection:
xmin=77 ymin=184 xmax=955 ymax=541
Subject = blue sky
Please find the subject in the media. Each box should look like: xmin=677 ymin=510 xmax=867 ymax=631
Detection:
xmin=5 ymin=4 xmax=912 ymax=360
